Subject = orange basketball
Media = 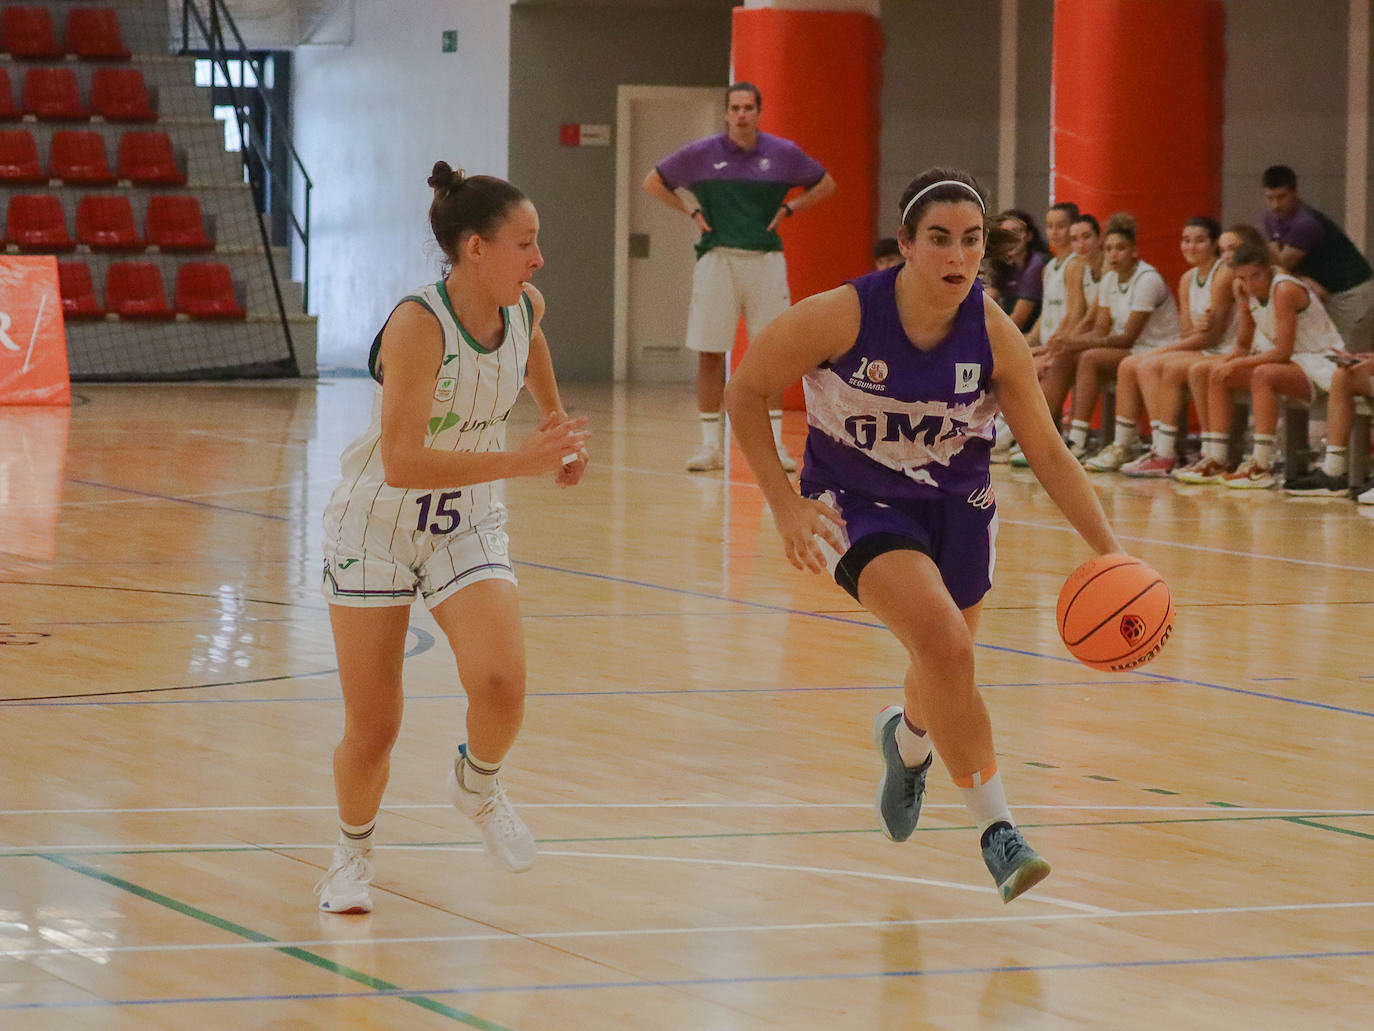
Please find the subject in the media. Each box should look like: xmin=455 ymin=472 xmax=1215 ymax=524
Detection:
xmin=1057 ymin=555 xmax=1174 ymax=671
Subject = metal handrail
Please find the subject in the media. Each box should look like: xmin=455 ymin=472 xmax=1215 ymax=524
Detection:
xmin=180 ymin=0 xmax=314 ymax=367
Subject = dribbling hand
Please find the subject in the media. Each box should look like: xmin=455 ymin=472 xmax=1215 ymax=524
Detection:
xmin=773 ymin=493 xmax=846 ymax=574
xmin=515 ymin=413 xmax=591 ymax=478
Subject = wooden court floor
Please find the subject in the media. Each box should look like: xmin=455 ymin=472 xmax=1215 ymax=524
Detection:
xmin=1 ymin=378 xmax=1372 ymax=1030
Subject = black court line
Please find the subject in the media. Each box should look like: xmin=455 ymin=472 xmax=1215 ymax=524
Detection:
xmin=66 ymin=477 xmax=291 ymax=521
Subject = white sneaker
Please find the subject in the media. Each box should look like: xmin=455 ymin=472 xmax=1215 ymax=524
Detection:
xmin=448 ymin=760 xmax=537 ymax=873
xmin=776 ymin=444 xmax=798 ymax=473
xmin=686 ymin=445 xmax=724 ymax=472
xmin=1083 ymin=442 xmax=1131 ymax=472
xmin=315 ymin=844 xmax=374 ymax=914
xmin=1359 ymin=484 xmax=1374 ymax=504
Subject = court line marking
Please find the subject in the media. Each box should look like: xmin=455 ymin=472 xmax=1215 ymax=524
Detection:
xmin=65 ymin=478 xmax=291 ymax=521
xmin=4 ymin=899 xmax=1370 ymax=960
xmin=4 ymin=945 xmax=1373 ymax=1012
xmin=35 ymin=853 xmax=515 ymax=1031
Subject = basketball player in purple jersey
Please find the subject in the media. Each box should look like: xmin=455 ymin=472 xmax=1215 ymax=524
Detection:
xmin=726 ymin=168 xmax=1126 ymax=902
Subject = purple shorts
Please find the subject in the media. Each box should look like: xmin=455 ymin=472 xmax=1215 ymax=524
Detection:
xmin=806 ymin=487 xmax=998 ymax=610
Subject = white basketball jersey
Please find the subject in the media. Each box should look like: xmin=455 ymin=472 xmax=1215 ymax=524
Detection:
xmin=1082 ymin=262 xmax=1101 ymax=311
xmin=1039 ymin=253 xmax=1076 ymax=339
xmin=323 ymin=281 xmax=534 ymax=558
xmin=1188 ymin=258 xmax=1236 ymax=354
xmin=1248 ymin=271 xmax=1345 ymax=356
xmin=1101 ymin=260 xmax=1179 ymax=353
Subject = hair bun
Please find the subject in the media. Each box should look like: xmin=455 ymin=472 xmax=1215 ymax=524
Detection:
xmin=1105 ymin=211 xmax=1137 ymax=237
xmin=427 ymin=161 xmax=465 ymax=193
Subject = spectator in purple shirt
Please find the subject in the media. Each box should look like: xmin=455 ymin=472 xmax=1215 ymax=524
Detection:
xmin=986 ymin=209 xmax=1049 ymax=331
xmin=1262 ymin=164 xmax=1374 ymax=352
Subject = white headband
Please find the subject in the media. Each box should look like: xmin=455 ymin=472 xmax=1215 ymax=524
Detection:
xmin=901 ymin=179 xmax=985 ymax=224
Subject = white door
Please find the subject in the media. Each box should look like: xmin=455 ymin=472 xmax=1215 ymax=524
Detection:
xmin=614 ymin=86 xmax=722 ymax=383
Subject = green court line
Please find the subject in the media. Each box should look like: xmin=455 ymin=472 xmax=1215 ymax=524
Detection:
xmin=39 ymin=854 xmax=517 ymax=1031
xmin=1143 ymin=788 xmax=1180 ymax=796
xmin=1024 ymin=761 xmax=1058 ymax=768
xmin=1208 ymin=801 xmax=1242 ymax=808
xmin=1284 ymin=817 xmax=1374 ymax=842
xmin=1084 ymin=775 xmax=1118 ymax=782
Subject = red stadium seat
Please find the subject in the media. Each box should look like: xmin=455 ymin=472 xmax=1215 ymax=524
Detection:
xmin=49 ymin=130 xmax=115 ymax=184
xmin=174 ymin=262 xmax=245 ymax=320
xmin=91 ymin=68 xmax=156 ymax=123
xmin=1 ymin=7 xmax=63 ymax=60
xmin=0 ymin=128 xmax=46 ymax=183
xmin=0 ymin=68 xmax=21 ymax=121
xmin=57 ymin=261 xmax=106 ymax=319
xmin=106 ymin=261 xmax=173 ymax=320
xmin=76 ymin=194 xmax=142 ymax=250
xmin=6 ymin=194 xmax=75 ymax=251
xmin=22 ymin=67 xmax=89 ymax=121
xmin=65 ymin=8 xmax=131 ymax=61
xmin=145 ymin=194 xmax=212 ymax=251
xmin=116 ymin=131 xmax=184 ymax=185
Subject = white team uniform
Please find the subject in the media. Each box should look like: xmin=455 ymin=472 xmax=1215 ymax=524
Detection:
xmin=1100 ymin=260 xmax=1179 ymax=353
xmin=1082 ymin=263 xmax=1101 ymax=312
xmin=321 ymin=281 xmax=534 ymax=608
xmin=1039 ymin=253 xmax=1076 ymax=340
xmin=1248 ymin=271 xmax=1347 ymax=394
xmin=1188 ymin=258 xmax=1236 ymax=354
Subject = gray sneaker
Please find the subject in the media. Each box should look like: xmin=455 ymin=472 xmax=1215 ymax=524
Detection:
xmin=872 ymin=705 xmax=932 ymax=842
xmin=981 ymin=822 xmax=1051 ymax=903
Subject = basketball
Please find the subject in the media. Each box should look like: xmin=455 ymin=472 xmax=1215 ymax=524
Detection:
xmin=1057 ymin=555 xmax=1174 ymax=671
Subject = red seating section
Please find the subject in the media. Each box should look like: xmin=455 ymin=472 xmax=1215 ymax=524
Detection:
xmin=7 ymin=193 xmax=74 ymax=251
xmin=58 ymin=261 xmax=106 ymax=319
xmin=117 ymin=131 xmax=184 ymax=185
xmin=49 ymin=130 xmax=115 ymax=184
xmin=65 ymin=8 xmax=131 ymax=61
xmin=91 ymin=68 xmax=156 ymax=123
xmin=22 ymin=67 xmax=88 ymax=121
xmin=106 ymin=261 xmax=173 ymax=320
xmin=1 ymin=7 xmax=62 ymax=60
xmin=175 ymin=263 xmax=245 ymax=320
xmin=0 ymin=128 xmax=46 ymax=183
xmin=76 ymin=194 xmax=141 ymax=250
xmin=0 ymin=68 xmax=20 ymax=121
xmin=145 ymin=195 xmax=212 ymax=251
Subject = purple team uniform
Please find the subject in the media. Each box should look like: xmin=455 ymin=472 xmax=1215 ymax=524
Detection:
xmin=801 ymin=265 xmax=1000 ymax=608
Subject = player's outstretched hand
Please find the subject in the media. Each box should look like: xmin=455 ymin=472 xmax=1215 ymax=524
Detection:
xmin=772 ymin=493 xmax=846 ymax=574
xmin=514 ymin=413 xmax=591 ymax=478
xmin=555 ymin=445 xmax=590 ymax=488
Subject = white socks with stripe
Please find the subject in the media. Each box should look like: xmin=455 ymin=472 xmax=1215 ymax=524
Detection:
xmin=700 ymin=411 xmax=721 ymax=449
xmin=769 ymin=409 xmax=785 ymax=448
xmin=338 ymin=818 xmax=375 ymax=852
xmin=1323 ymin=445 xmax=1349 ymax=478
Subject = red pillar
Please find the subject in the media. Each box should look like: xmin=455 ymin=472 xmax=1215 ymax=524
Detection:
xmin=1052 ymin=0 xmax=1225 ymax=286
xmin=731 ymin=7 xmax=882 ymax=408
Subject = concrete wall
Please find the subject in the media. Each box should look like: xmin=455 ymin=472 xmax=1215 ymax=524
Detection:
xmin=508 ymin=2 xmax=734 ymax=380
xmin=293 ymin=1 xmax=513 ymax=368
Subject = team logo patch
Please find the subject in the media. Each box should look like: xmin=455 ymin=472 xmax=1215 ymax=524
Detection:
xmin=759 ymin=157 xmax=771 ymax=171
xmin=866 ymin=359 xmax=888 ymax=384
xmin=967 ymin=484 xmax=996 ymax=510
xmin=484 ymin=532 xmax=508 ymax=557
xmin=955 ymin=363 xmax=981 ymax=394
xmin=1119 ymin=613 xmax=1147 ymax=646
xmin=434 ymin=377 xmax=456 ymax=402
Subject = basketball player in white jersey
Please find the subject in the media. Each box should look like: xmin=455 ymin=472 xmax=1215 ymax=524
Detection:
xmin=1062 ymin=213 xmax=1179 ymax=460
xmin=314 ymin=163 xmax=591 ymax=913
xmin=1087 ymin=217 xmax=1237 ymax=475
xmin=1204 ymin=240 xmax=1347 ymax=489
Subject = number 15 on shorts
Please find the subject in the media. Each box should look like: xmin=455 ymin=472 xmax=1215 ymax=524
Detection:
xmin=415 ymin=490 xmax=462 ymax=534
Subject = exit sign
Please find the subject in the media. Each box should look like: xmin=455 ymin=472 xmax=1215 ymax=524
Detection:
xmin=441 ymin=30 xmax=457 ymax=52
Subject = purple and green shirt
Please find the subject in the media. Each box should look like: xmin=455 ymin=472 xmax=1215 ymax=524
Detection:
xmin=655 ymin=131 xmax=826 ymax=258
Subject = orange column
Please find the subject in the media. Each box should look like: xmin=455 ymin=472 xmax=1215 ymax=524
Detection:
xmin=1052 ymin=0 xmax=1225 ymax=286
xmin=731 ymin=7 xmax=882 ymax=408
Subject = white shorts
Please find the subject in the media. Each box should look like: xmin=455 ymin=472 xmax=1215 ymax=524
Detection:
xmin=685 ymin=247 xmax=791 ymax=353
xmin=322 ymin=505 xmax=516 ymax=610
xmin=1292 ymin=353 xmax=1337 ymax=397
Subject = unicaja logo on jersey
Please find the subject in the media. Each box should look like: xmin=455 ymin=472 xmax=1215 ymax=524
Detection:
xmin=434 ymin=377 xmax=456 ymax=402
xmin=955 ymin=363 xmax=981 ymax=394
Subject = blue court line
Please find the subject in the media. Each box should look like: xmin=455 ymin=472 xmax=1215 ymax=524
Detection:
xmin=4 ymin=945 xmax=1371 ymax=1013
xmin=66 ymin=478 xmax=290 ymax=521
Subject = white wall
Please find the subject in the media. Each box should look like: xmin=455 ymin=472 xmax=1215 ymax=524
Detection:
xmin=293 ymin=1 xmax=512 ymax=368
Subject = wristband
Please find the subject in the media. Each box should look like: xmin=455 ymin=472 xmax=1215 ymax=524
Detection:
xmin=781 ymin=203 xmax=793 ymax=217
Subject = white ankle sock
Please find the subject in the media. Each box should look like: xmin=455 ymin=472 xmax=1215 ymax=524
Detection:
xmin=1203 ymin=434 xmax=1227 ymax=461
xmin=954 ymin=766 xmax=1013 ymax=836
xmin=895 ymin=713 xmax=932 ymax=768
xmin=458 ymin=750 xmax=500 ymax=798
xmin=1113 ymin=417 xmax=1137 ymax=448
xmin=338 ymin=818 xmax=375 ymax=850
xmin=699 ymin=412 xmax=721 ymax=450
xmin=1253 ymin=434 xmax=1276 ymax=468
xmin=1323 ymin=445 xmax=1349 ymax=478
xmin=1153 ymin=424 xmax=1177 ymax=458
xmin=769 ymin=409 xmax=785 ymax=448
xmin=1068 ymin=421 xmax=1090 ymax=449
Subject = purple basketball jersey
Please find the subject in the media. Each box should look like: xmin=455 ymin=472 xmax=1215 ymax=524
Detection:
xmin=800 ymin=266 xmax=998 ymax=503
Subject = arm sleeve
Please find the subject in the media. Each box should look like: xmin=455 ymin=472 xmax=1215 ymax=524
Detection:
xmin=1130 ymin=270 xmax=1170 ymax=312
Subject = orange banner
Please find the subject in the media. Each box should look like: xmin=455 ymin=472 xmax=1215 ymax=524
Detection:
xmin=0 ymin=256 xmax=71 ymax=406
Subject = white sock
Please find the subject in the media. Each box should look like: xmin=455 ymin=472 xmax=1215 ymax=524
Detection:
xmin=1253 ymin=434 xmax=1276 ymax=468
xmin=955 ymin=766 xmax=1014 ymax=836
xmin=1153 ymin=424 xmax=1178 ymax=458
xmin=457 ymin=749 xmax=500 ymax=798
xmin=1112 ymin=417 xmax=1138 ymax=448
xmin=699 ymin=411 xmax=721 ymax=450
xmin=338 ymin=818 xmax=374 ymax=851
xmin=1323 ymin=445 xmax=1349 ymax=478
xmin=1068 ymin=420 xmax=1091 ymax=449
xmin=895 ymin=713 xmax=932 ymax=768
xmin=1203 ymin=433 xmax=1227 ymax=462
xmin=769 ymin=409 xmax=785 ymax=448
